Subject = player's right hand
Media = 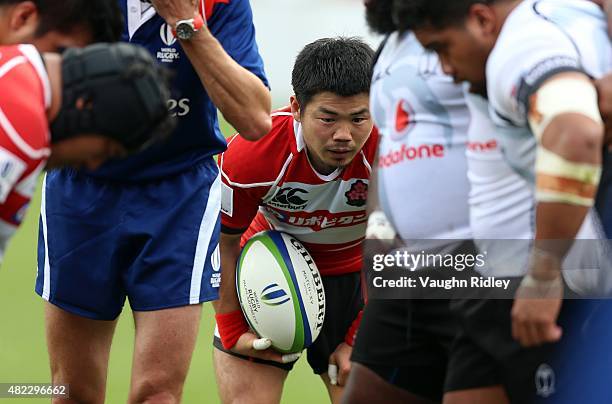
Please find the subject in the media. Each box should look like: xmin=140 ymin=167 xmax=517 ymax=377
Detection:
xmin=232 ymin=331 xmax=301 ymax=364
xmin=511 ymin=274 xmax=564 ymax=347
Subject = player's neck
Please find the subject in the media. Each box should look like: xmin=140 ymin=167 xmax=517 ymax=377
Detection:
xmin=493 ymin=0 xmax=523 ymax=35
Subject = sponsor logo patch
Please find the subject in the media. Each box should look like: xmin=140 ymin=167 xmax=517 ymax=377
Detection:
xmin=269 ymin=187 xmax=309 ymax=210
xmin=345 ymin=180 xmax=368 ymax=207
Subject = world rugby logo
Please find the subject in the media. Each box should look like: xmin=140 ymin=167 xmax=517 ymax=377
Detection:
xmin=260 ymin=283 xmax=290 ymax=306
xmin=160 ymin=23 xmax=176 ymax=46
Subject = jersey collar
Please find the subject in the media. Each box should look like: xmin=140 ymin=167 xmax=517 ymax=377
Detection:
xmin=127 ymin=0 xmax=158 ymax=39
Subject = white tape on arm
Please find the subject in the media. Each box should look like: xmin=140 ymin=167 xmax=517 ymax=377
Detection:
xmin=528 ymin=77 xmax=603 ymax=141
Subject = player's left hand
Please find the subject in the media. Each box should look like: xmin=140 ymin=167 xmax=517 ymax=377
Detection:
xmin=150 ymin=0 xmax=198 ymax=26
xmin=511 ymin=273 xmax=563 ymax=347
xmin=328 ymin=342 xmax=353 ymax=387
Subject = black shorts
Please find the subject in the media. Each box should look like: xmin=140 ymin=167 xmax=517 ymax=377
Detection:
xmin=351 ymin=297 xmax=493 ymax=402
xmin=352 ymin=241 xmax=488 ymax=402
xmin=214 ymin=272 xmax=363 ymax=374
xmin=353 ymin=272 xmax=612 ymax=403
xmin=450 ymin=280 xmax=612 ymax=403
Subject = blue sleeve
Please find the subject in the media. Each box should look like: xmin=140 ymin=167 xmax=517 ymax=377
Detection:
xmin=208 ymin=0 xmax=269 ymax=89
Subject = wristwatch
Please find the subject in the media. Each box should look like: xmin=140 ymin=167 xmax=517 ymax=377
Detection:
xmin=174 ymin=13 xmax=205 ymax=40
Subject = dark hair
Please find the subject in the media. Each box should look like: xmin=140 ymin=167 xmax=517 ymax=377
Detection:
xmin=0 ymin=0 xmax=123 ymax=42
xmin=393 ymin=0 xmax=495 ymax=31
xmin=365 ymin=0 xmax=395 ymax=35
xmin=291 ymin=37 xmax=374 ymax=110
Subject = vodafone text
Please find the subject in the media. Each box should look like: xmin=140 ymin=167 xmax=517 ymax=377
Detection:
xmin=379 ymin=144 xmax=444 ymax=168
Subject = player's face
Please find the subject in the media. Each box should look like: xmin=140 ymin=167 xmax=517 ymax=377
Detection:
xmin=48 ymin=135 xmax=127 ymax=171
xmin=292 ymin=92 xmax=372 ymax=175
xmin=0 ymin=4 xmax=92 ymax=52
xmin=31 ymin=27 xmax=93 ymax=53
xmin=414 ymin=20 xmax=496 ymax=96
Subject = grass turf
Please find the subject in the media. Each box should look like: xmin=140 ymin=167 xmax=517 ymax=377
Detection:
xmin=0 ymin=118 xmax=329 ymax=403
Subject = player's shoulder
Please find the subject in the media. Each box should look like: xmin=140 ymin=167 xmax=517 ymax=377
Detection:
xmin=486 ymin=1 xmax=582 ymax=124
xmin=361 ymin=126 xmax=380 ymax=164
xmin=0 ymin=45 xmax=50 ymax=156
xmin=220 ymin=106 xmax=296 ymax=183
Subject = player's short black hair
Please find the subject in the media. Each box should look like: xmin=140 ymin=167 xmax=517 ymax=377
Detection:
xmin=0 ymin=0 xmax=123 ymax=42
xmin=365 ymin=0 xmax=395 ymax=35
xmin=393 ymin=0 xmax=496 ymax=31
xmin=292 ymin=37 xmax=374 ymax=110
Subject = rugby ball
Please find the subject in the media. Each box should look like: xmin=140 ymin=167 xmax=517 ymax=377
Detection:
xmin=236 ymin=231 xmax=326 ymax=354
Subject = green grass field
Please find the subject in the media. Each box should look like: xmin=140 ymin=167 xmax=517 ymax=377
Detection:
xmin=0 ymin=118 xmax=329 ymax=403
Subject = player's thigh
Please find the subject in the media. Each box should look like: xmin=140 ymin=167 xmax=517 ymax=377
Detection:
xmin=320 ymin=373 xmax=343 ymax=404
xmin=342 ymin=363 xmax=437 ymax=404
xmin=213 ymin=348 xmax=288 ymax=404
xmin=45 ymin=302 xmax=117 ymax=402
xmin=129 ymin=304 xmax=202 ymax=399
xmin=444 ymin=387 xmax=509 ymax=404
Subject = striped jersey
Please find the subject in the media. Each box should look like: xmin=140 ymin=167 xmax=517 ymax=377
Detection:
xmin=0 ymin=45 xmax=50 ymax=261
xmin=220 ymin=107 xmax=378 ymax=276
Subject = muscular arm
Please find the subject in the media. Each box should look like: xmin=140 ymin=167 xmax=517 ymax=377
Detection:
xmin=151 ymin=0 xmax=271 ymax=140
xmin=530 ymin=72 xmax=604 ymax=273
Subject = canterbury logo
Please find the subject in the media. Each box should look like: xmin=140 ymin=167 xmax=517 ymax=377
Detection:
xmin=160 ymin=23 xmax=176 ymax=46
xmin=271 ymin=187 xmax=308 ymax=209
xmin=261 ymin=284 xmax=290 ymax=306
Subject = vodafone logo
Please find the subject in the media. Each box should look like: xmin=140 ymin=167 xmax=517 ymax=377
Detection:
xmin=379 ymin=144 xmax=445 ymax=168
xmin=391 ymin=100 xmax=415 ymax=141
xmin=160 ymin=23 xmax=176 ymax=46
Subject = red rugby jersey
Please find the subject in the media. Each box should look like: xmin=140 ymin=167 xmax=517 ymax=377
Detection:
xmin=220 ymin=107 xmax=378 ymax=276
xmin=0 ymin=45 xmax=50 ymax=259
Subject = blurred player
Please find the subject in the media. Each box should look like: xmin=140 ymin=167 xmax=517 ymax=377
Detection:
xmin=213 ymin=37 xmax=375 ymax=404
xmin=596 ymin=73 xmax=612 ymax=236
xmin=344 ymin=1 xmax=476 ymax=403
xmin=0 ymin=43 xmax=171 ymax=263
xmin=36 ymin=0 xmax=272 ymax=402
xmin=0 ymin=0 xmax=123 ymax=51
xmin=400 ymin=0 xmax=610 ymax=402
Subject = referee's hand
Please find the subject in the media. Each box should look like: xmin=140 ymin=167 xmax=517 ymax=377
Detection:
xmin=231 ymin=331 xmax=301 ymax=364
xmin=511 ymin=274 xmax=563 ymax=347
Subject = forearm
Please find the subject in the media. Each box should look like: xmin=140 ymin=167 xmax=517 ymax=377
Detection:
xmin=212 ymin=233 xmax=243 ymax=314
xmin=180 ymin=30 xmax=271 ymax=140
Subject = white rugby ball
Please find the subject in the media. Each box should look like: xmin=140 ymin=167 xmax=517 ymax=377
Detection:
xmin=236 ymin=231 xmax=325 ymax=353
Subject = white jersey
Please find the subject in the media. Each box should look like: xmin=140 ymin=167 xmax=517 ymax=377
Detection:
xmin=370 ymin=32 xmax=471 ymax=242
xmin=485 ymin=0 xmax=612 ymax=288
xmin=465 ymin=91 xmax=533 ymax=276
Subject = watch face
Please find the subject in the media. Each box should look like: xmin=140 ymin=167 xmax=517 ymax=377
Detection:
xmin=176 ymin=23 xmax=194 ymax=40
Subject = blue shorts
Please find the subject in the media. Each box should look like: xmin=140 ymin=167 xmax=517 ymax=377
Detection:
xmin=35 ymin=158 xmax=221 ymax=320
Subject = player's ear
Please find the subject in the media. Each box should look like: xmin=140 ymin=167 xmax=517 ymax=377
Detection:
xmin=290 ymin=95 xmax=302 ymax=122
xmin=467 ymin=3 xmax=497 ymax=38
xmin=7 ymin=1 xmax=38 ymax=40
